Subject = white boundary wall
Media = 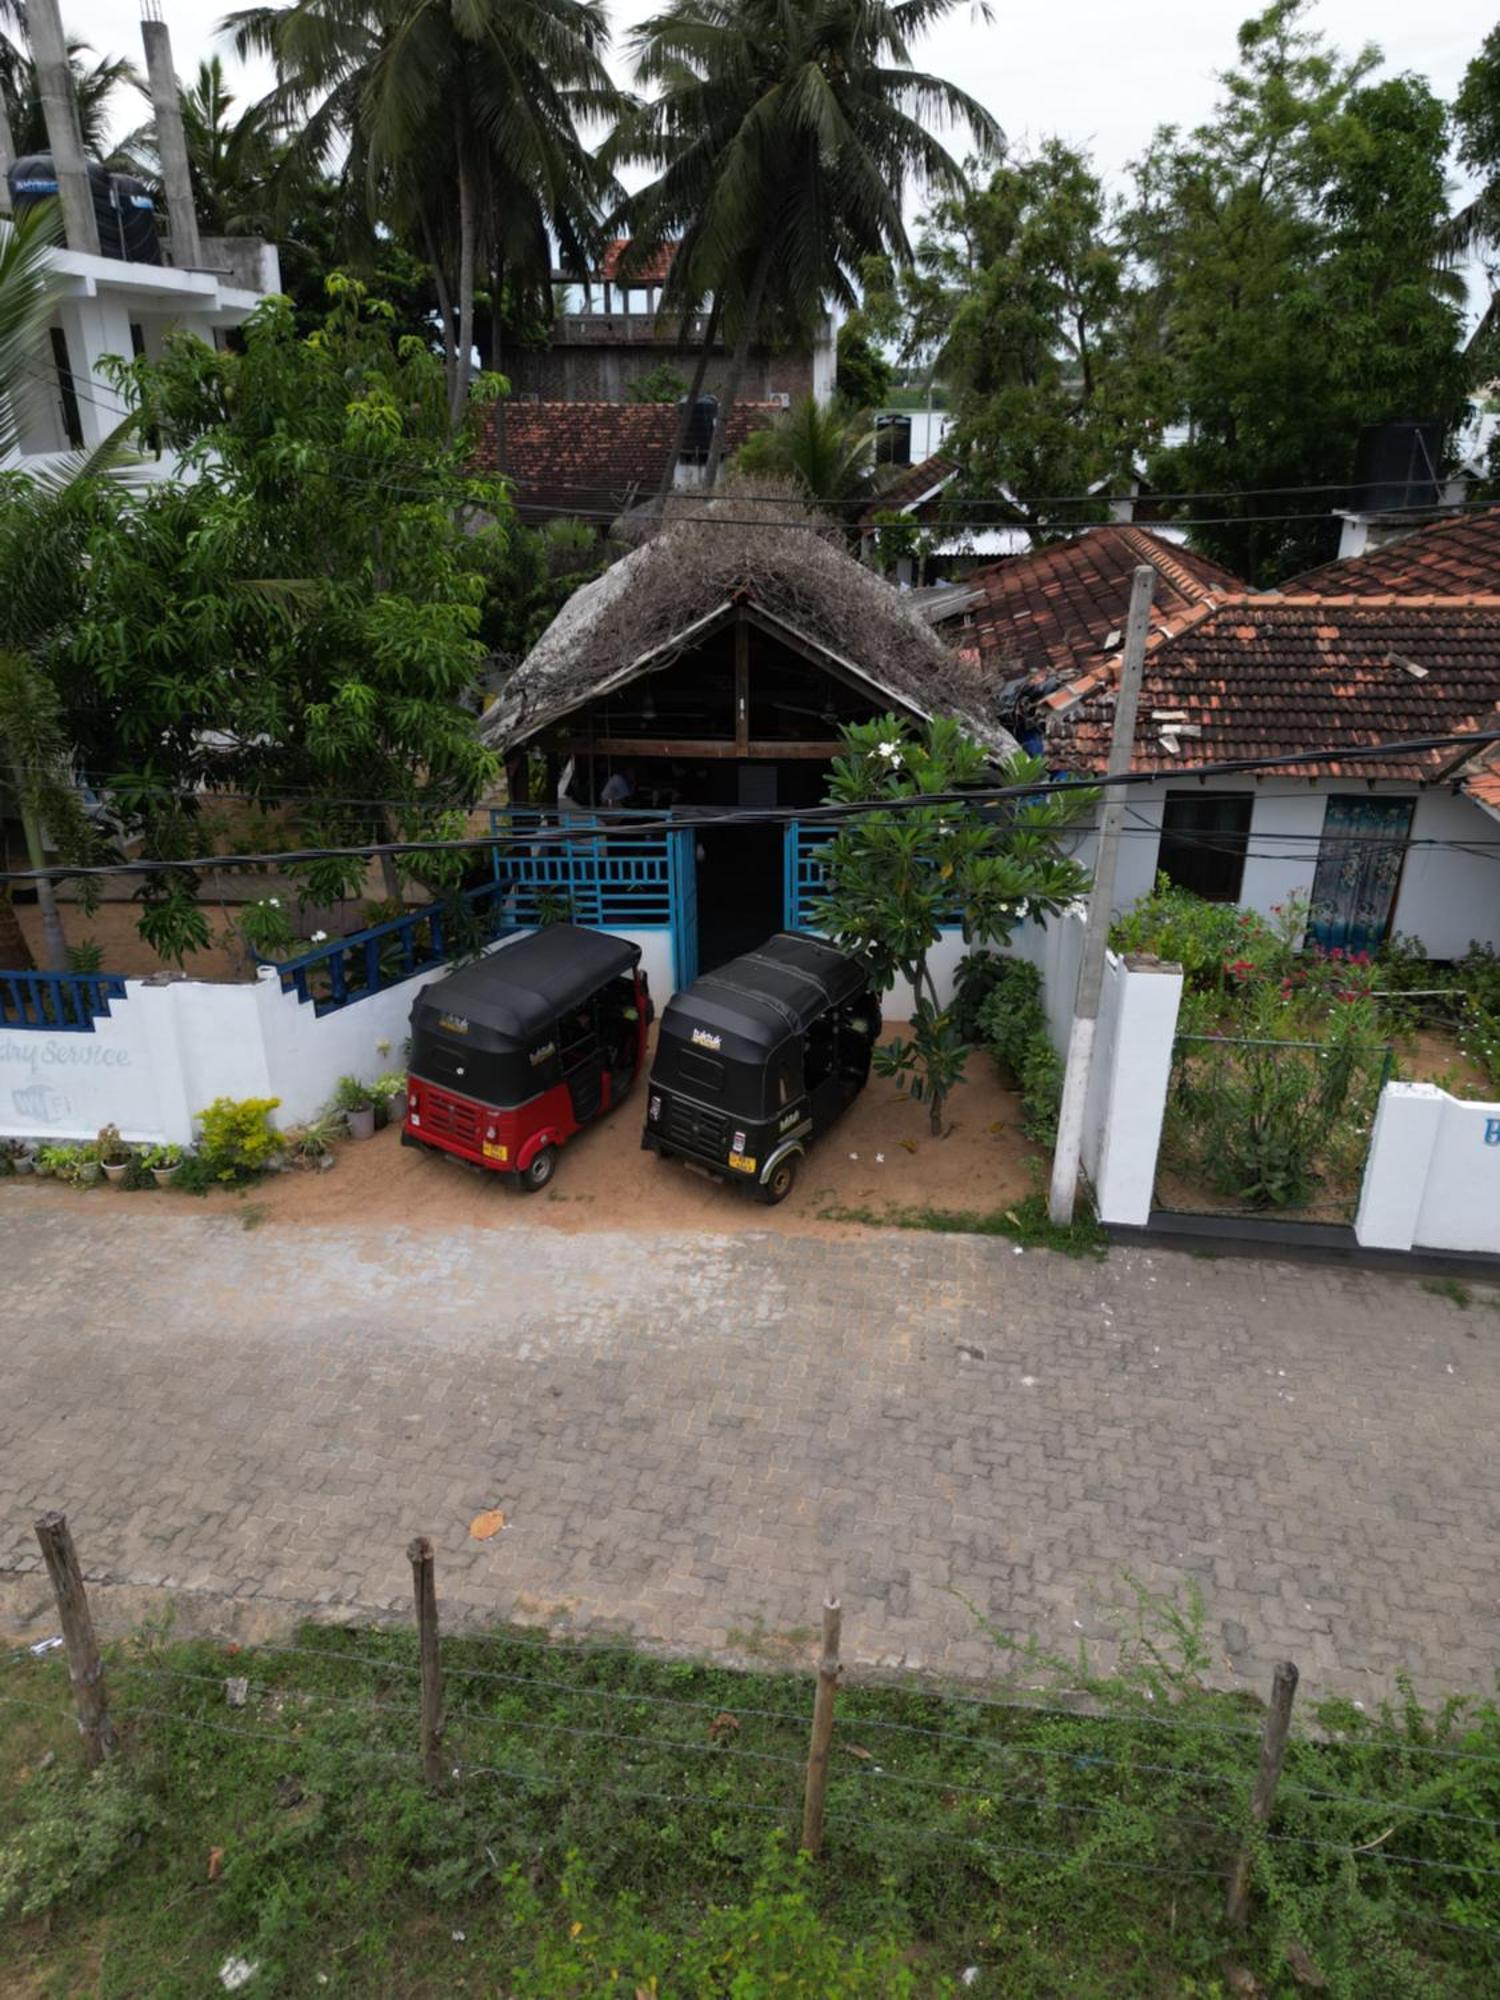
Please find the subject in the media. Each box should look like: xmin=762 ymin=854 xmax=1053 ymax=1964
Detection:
xmin=0 ymin=929 xmax=673 ymax=1147
xmin=1355 ymin=1082 xmax=1500 ymax=1255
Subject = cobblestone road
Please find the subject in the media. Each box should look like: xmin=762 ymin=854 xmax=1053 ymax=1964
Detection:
xmin=3 ymin=1202 xmax=1497 ymax=1700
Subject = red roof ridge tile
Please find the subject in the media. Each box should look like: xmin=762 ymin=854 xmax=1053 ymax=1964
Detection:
xmin=1115 ymin=524 xmax=1234 ymax=603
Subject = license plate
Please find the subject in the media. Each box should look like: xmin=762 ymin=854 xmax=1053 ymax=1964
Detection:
xmin=727 ymin=1151 xmax=757 ymax=1174
xmin=482 ymin=1141 xmax=508 ymax=1163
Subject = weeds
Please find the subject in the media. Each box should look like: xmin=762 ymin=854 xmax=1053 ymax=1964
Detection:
xmin=3 ymin=1590 xmax=1498 ymax=1997
xmin=1422 ymin=1278 xmax=1473 ymax=1310
xmin=818 ymin=1190 xmax=1107 ymax=1256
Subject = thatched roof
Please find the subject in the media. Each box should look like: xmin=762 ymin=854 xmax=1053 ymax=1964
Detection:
xmin=480 ymin=492 xmax=1019 ymax=759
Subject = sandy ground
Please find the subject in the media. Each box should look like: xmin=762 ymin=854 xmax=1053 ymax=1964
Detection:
xmin=10 ymin=1027 xmax=1042 ymax=1241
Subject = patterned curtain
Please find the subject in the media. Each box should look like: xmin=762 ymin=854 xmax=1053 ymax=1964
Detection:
xmin=1307 ymin=796 xmax=1414 ymax=955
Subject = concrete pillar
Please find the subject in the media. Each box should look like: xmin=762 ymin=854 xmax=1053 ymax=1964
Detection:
xmin=25 ymin=0 xmax=100 ymax=255
xmin=1354 ymin=1083 xmax=1445 ymax=1252
xmin=1083 ymin=951 xmax=1184 ymax=1229
xmin=140 ymin=6 xmax=201 ymax=269
xmin=0 ymin=89 xmax=16 ymax=212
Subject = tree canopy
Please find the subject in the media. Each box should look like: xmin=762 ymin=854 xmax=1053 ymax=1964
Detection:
xmin=21 ymin=278 xmax=514 ymax=960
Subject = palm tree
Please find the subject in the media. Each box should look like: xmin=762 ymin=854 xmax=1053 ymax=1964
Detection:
xmin=0 ymin=27 xmax=138 ymax=161
xmin=617 ymin=0 xmax=999 ymax=486
xmin=114 ymin=56 xmax=283 ymax=236
xmin=223 ymin=0 xmax=621 ymax=423
xmin=0 ymin=201 xmax=110 ymax=969
xmin=733 ymin=393 xmax=878 ymax=517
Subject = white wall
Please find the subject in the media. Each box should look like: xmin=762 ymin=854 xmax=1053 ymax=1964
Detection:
xmin=0 ymin=929 xmax=673 ymax=1146
xmin=1073 ymin=779 xmax=1500 ymax=960
xmin=1391 ymin=791 xmax=1500 ymax=957
xmin=1356 ymin=1082 xmax=1500 ymax=1255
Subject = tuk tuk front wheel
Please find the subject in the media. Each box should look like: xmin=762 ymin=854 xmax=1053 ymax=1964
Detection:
xmin=759 ymin=1154 xmax=799 ymax=1206
xmin=519 ymin=1145 xmax=558 ymax=1193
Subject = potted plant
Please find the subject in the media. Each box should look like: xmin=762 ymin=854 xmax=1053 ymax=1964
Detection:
xmin=143 ymin=1143 xmax=185 ymax=1188
xmin=76 ymin=1148 xmax=104 ymax=1187
xmin=97 ymin=1124 xmax=132 ymax=1185
xmin=4 ymin=1141 xmax=35 ymax=1176
xmin=284 ymin=1115 xmax=339 ymax=1172
xmin=371 ymin=1072 xmax=408 ymax=1131
xmin=331 ymin=1075 xmax=377 ymax=1140
xmin=36 ymin=1143 xmax=84 ymax=1183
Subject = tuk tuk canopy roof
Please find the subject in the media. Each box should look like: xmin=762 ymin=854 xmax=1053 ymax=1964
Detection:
xmin=659 ymin=933 xmax=870 ymax=1061
xmin=411 ymin=926 xmax=640 ymax=1045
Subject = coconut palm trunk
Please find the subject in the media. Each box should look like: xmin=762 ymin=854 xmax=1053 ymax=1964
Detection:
xmin=450 ymin=153 xmax=478 ymax=430
xmin=8 ymin=761 xmax=68 ymax=969
xmin=704 ymin=246 xmax=773 ymax=488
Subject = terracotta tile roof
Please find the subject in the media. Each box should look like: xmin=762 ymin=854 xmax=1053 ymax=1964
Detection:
xmin=1286 ymin=509 xmax=1500 ymax=596
xmin=860 ymin=451 xmax=958 ymax=525
xmin=1048 ymin=596 xmax=1500 ymax=787
xmin=599 ymin=240 xmax=675 ymax=284
xmin=937 ymin=525 xmax=1246 ymax=686
xmin=475 ymin=400 xmax=781 ymax=523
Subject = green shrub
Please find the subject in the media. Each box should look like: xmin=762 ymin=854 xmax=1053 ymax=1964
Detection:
xmin=195 ymin=1096 xmax=283 ymax=1182
xmin=0 ymin=1762 xmax=157 ymax=1920
xmin=951 ymin=948 xmax=1012 ymax=1041
xmin=975 ymin=959 xmax=1063 ymax=1142
xmin=504 ymin=1839 xmax=939 ymax=1998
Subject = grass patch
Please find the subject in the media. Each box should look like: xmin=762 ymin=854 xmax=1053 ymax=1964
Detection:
xmin=818 ymin=1189 xmax=1107 ymax=1257
xmin=1421 ymin=1277 xmax=1473 ymax=1310
xmin=3 ymin=1591 xmax=1498 ymax=1997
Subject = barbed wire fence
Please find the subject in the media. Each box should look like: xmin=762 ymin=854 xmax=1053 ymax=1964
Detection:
xmin=4 ymin=1511 xmax=1500 ymax=1971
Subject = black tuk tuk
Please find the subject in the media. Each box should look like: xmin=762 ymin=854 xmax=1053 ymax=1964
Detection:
xmin=641 ymin=932 xmax=879 ymax=1204
xmin=403 ymin=925 xmax=648 ymax=1190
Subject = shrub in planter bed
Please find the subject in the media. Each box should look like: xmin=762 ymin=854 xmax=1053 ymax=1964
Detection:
xmin=976 ymin=960 xmax=1064 ymax=1145
xmin=195 ymin=1097 xmax=283 ymax=1181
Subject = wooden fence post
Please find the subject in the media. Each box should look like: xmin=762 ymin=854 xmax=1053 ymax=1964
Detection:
xmin=33 ymin=1511 xmax=115 ymax=1767
xmin=407 ymin=1535 xmax=445 ymax=1789
xmin=1225 ymin=1659 xmax=1299 ymax=1929
xmin=800 ymin=1596 xmax=841 ymax=1858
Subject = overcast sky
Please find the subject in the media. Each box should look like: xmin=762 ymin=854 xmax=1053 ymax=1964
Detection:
xmin=60 ymin=0 xmax=1495 ymax=190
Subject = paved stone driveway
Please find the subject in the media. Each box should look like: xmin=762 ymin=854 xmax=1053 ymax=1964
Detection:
xmin=2 ymin=1202 xmax=1497 ymax=1701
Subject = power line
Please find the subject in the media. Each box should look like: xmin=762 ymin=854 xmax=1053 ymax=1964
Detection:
xmin=3 ymin=728 xmax=1498 ymax=887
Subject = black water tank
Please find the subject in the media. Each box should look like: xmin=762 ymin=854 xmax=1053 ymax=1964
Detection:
xmin=678 ymin=393 xmax=718 ymax=462
xmin=7 ymin=154 xmax=161 ymax=265
xmin=875 ymin=413 xmax=912 ymax=467
xmin=109 ymin=174 xmax=160 ymax=265
xmin=1352 ymin=420 xmax=1444 ymax=513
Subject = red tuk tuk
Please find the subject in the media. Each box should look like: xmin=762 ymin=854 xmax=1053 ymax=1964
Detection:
xmin=402 ymin=925 xmax=648 ymax=1190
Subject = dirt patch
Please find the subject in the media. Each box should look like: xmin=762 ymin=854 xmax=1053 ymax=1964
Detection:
xmin=5 ymin=1025 xmax=1043 ymax=1241
xmin=1395 ymin=1027 xmax=1495 ymax=1099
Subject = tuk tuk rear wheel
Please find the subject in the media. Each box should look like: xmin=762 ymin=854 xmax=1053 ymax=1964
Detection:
xmin=760 ymin=1155 xmax=799 ymax=1206
xmin=519 ymin=1145 xmax=557 ymax=1193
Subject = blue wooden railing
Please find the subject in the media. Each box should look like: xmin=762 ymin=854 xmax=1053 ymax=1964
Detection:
xmin=783 ymin=822 xmax=837 ymax=930
xmin=488 ymin=809 xmax=675 ymax=929
xmin=275 ymin=879 xmax=515 ymax=1017
xmin=0 ymin=971 xmax=129 ymax=1033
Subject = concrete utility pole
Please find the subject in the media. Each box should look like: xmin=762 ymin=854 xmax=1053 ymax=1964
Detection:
xmin=140 ymin=1 xmax=201 ymax=269
xmin=1047 ymin=563 xmax=1156 ymax=1227
xmin=27 ymin=0 xmax=100 ymax=254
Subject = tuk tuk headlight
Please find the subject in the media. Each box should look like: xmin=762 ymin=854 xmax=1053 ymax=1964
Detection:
xmin=649 ymin=1094 xmax=661 ymax=1121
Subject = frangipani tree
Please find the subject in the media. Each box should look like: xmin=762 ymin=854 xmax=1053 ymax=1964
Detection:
xmin=814 ymin=714 xmax=1092 ymax=1134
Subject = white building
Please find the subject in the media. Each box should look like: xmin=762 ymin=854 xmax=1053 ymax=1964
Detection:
xmin=3 ymin=236 xmax=279 ymax=480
